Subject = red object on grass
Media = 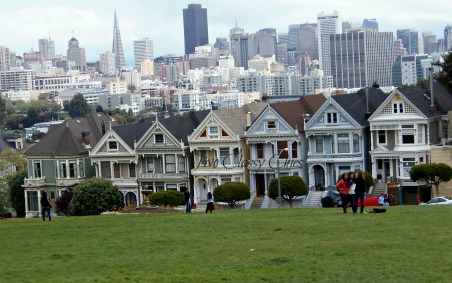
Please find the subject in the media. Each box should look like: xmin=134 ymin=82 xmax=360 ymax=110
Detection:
xmin=357 ymin=196 xmax=379 ymax=207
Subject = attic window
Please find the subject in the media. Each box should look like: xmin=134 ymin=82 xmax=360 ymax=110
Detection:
xmin=108 ymin=140 xmax=118 ymax=151
xmin=267 ymin=121 xmax=276 ymax=129
xmin=155 ymin=134 xmax=164 ymax=143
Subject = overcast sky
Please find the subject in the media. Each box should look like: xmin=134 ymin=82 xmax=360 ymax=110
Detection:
xmin=1 ymin=0 xmax=451 ymax=64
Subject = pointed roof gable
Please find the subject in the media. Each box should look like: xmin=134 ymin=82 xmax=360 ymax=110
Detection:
xmin=24 ymin=112 xmax=115 ymax=156
xmin=213 ymin=102 xmax=266 ymax=137
xmin=112 ymin=117 xmax=156 ymax=149
xmin=397 ymin=81 xmax=452 ymax=117
xmin=332 ymin=87 xmax=387 ymax=126
xmin=159 ymin=110 xmax=210 ymax=143
xmin=271 ymin=94 xmax=326 ymax=132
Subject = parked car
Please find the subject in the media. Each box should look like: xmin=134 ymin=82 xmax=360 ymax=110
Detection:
xmin=420 ymin=196 xmax=452 ymax=205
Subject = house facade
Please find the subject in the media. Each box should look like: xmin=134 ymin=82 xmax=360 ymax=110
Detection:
xmin=23 ymin=113 xmax=114 ymax=218
xmin=368 ymin=82 xmax=452 ymax=202
xmin=188 ymin=103 xmax=265 ymax=204
xmin=305 ymin=87 xmax=387 ymax=190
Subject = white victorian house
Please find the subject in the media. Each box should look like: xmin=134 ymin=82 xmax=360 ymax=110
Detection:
xmin=188 ymin=103 xmax=265 ymax=205
xmin=305 ymin=87 xmax=387 ymax=190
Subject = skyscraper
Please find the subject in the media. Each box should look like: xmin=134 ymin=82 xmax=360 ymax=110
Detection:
xmin=330 ymin=31 xmax=394 ymax=88
xmin=38 ymin=38 xmax=55 ymax=60
xmin=317 ymin=11 xmax=342 ymax=76
xmin=397 ymin=29 xmax=419 ymax=54
xmin=67 ymin=37 xmax=86 ymax=72
xmin=133 ymin=38 xmax=154 ymax=71
xmin=445 ymin=25 xmax=452 ymax=51
xmin=422 ymin=32 xmax=437 ymax=54
xmin=112 ymin=10 xmax=125 ymax=72
xmin=183 ymin=4 xmax=209 ymax=55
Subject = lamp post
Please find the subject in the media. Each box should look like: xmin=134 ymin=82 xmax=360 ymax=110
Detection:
xmin=277 ymin=148 xmax=288 ymax=207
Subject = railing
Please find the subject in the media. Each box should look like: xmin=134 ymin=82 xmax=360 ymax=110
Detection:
xmin=23 ymin=177 xmax=46 ymax=186
xmin=303 ymin=186 xmax=315 ymax=207
xmin=138 ymin=172 xmax=188 ymax=179
xmin=245 ymin=195 xmax=255 ymax=209
xmin=307 ymin=153 xmax=363 ymax=159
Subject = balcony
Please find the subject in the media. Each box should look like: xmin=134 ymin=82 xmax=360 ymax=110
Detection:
xmin=138 ymin=172 xmax=188 ymax=180
xmin=307 ymin=153 xmax=363 ymax=160
xmin=23 ymin=177 xmax=46 ymax=187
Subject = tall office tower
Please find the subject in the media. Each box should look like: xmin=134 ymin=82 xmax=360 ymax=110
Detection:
xmin=288 ymin=24 xmax=302 ymax=51
xmin=0 ymin=46 xmax=16 ymax=71
xmin=100 ymin=51 xmax=116 ymax=76
xmin=437 ymin=39 xmax=446 ymax=52
xmin=397 ymin=29 xmax=419 ymax=54
xmin=183 ymin=4 xmax=209 ymax=55
xmin=362 ymin=19 xmax=378 ymax=31
xmin=214 ymin=37 xmax=229 ymax=52
xmin=133 ymin=38 xmax=154 ymax=71
xmin=422 ymin=32 xmax=437 ymax=54
xmin=445 ymin=25 xmax=452 ymax=51
xmin=38 ymin=38 xmax=55 ymax=60
xmin=112 ymin=10 xmax=126 ymax=72
xmin=253 ymin=30 xmax=277 ymax=58
xmin=330 ymin=31 xmax=394 ymax=88
xmin=299 ymin=24 xmax=318 ymax=61
xmin=393 ymin=39 xmax=407 ymax=61
xmin=317 ymin=11 xmax=342 ymax=76
xmin=66 ymin=37 xmax=86 ymax=72
xmin=230 ymin=33 xmax=250 ymax=69
xmin=276 ymin=43 xmax=288 ymax=66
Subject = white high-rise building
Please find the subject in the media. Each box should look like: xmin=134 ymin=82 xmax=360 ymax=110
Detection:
xmin=140 ymin=59 xmax=154 ymax=78
xmin=317 ymin=11 xmax=342 ymax=76
xmin=330 ymin=31 xmax=394 ymax=88
xmin=133 ymin=38 xmax=154 ymax=71
xmin=0 ymin=46 xmax=16 ymax=71
xmin=217 ymin=54 xmax=235 ymax=84
xmin=0 ymin=69 xmax=33 ymax=92
xmin=124 ymin=70 xmax=141 ymax=92
xmin=38 ymin=38 xmax=55 ymax=60
xmin=100 ymin=51 xmax=116 ymax=76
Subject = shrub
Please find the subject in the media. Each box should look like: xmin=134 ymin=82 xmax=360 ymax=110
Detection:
xmin=71 ymin=178 xmax=124 ymax=216
xmin=148 ymin=190 xmax=185 ymax=208
xmin=56 ymin=189 xmax=73 ymax=216
xmin=213 ymin=182 xmax=250 ymax=208
xmin=321 ymin=196 xmax=335 ymax=208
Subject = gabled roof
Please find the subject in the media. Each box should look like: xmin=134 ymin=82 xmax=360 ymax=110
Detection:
xmin=159 ymin=110 xmax=210 ymax=143
xmin=112 ymin=118 xmax=156 ymax=149
xmin=213 ymin=102 xmax=266 ymax=137
xmin=397 ymin=81 xmax=452 ymax=117
xmin=332 ymin=87 xmax=387 ymax=126
xmin=24 ymin=113 xmax=116 ymax=156
xmin=113 ymin=110 xmax=210 ymax=149
xmin=271 ymin=94 xmax=327 ymax=132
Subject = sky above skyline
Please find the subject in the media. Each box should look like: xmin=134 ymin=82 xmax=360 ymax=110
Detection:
xmin=1 ymin=0 xmax=451 ymax=64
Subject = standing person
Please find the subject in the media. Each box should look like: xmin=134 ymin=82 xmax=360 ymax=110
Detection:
xmin=354 ymin=170 xmax=366 ymax=213
xmin=40 ymin=191 xmax=52 ymax=221
xmin=348 ymin=172 xmax=358 ymax=213
xmin=184 ymin=188 xmax=191 ymax=213
xmin=206 ymin=191 xmax=214 ymax=213
xmin=336 ymin=173 xmax=351 ymax=213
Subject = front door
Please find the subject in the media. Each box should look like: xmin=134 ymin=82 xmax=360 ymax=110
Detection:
xmin=256 ymin=174 xmax=265 ymax=196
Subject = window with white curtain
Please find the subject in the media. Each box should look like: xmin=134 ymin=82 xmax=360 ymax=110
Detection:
xmin=337 ymin=133 xmax=350 ymax=153
xmin=165 ymin=155 xmax=176 ymax=173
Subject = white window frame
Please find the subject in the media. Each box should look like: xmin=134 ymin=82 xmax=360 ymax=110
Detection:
xmin=108 ymin=140 xmax=118 ymax=151
xmin=155 ymin=134 xmax=165 ymax=144
xmin=326 ymin=112 xmax=338 ymax=124
xmin=337 ymin=133 xmax=350 ymax=153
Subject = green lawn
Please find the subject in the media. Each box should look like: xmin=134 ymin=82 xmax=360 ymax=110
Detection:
xmin=1 ymin=205 xmax=451 ymax=283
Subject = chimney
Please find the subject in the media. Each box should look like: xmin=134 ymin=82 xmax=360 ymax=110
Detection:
xmin=246 ymin=112 xmax=251 ymax=127
xmin=101 ymin=120 xmax=106 ymax=135
xmin=82 ymin=130 xmax=91 ymax=148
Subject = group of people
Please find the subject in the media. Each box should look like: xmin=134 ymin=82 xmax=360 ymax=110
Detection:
xmin=184 ymin=189 xmax=214 ymax=214
xmin=378 ymin=193 xmax=395 ymax=206
xmin=335 ymin=170 xmax=367 ymax=214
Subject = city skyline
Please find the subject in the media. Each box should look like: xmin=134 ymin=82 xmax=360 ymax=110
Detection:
xmin=1 ymin=0 xmax=451 ymax=64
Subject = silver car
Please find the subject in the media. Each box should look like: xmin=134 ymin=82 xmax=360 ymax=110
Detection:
xmin=422 ymin=196 xmax=452 ymax=205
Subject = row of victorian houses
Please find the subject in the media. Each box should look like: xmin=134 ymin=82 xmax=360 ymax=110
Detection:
xmin=22 ymin=81 xmax=452 ymax=217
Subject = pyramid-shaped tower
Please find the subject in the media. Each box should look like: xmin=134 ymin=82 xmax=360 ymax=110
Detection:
xmin=112 ymin=10 xmax=126 ymax=72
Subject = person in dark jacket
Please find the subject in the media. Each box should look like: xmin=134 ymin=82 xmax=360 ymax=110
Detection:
xmin=354 ymin=171 xmax=367 ymax=214
xmin=40 ymin=191 xmax=52 ymax=221
xmin=206 ymin=191 xmax=214 ymax=213
xmin=184 ymin=189 xmax=191 ymax=213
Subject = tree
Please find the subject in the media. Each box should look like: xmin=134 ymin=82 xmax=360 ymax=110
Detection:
xmin=434 ymin=50 xmax=452 ymax=92
xmin=268 ymin=176 xmax=308 ymax=207
xmin=5 ymin=114 xmax=26 ymax=129
xmin=0 ymin=93 xmax=6 ymax=124
xmin=95 ymin=104 xmax=104 ymax=113
xmin=7 ymin=169 xmax=27 ymax=217
xmin=127 ymin=84 xmax=136 ymax=93
xmin=71 ymin=178 xmax=124 ymax=216
xmin=410 ymin=163 xmax=452 ymax=197
xmin=213 ymin=182 xmax=250 ymax=208
xmin=68 ymin=93 xmax=89 ymax=118
xmin=0 ymin=149 xmax=27 ymax=216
